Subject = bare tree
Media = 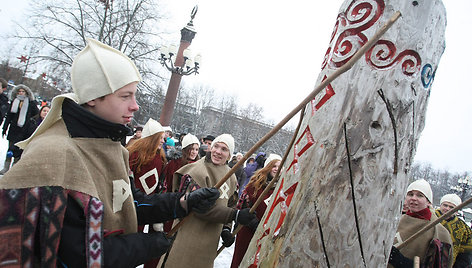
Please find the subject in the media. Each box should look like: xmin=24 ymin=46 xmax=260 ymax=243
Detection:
xmin=9 ymin=0 xmax=169 ymax=91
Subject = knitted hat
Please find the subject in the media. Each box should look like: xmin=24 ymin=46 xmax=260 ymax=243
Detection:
xmin=211 ymin=134 xmax=235 ymax=160
xmin=141 ymin=118 xmax=164 ymax=138
xmin=406 ymin=179 xmax=433 ymax=203
xmin=182 ymin=133 xmax=200 ymax=149
xmin=71 ymin=38 xmax=142 ymax=104
xmin=264 ymin=154 xmax=282 ymax=167
xmin=440 ymin=194 xmax=461 ymax=207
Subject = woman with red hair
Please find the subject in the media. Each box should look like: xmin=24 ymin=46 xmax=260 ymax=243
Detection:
xmin=127 ymin=118 xmax=167 ymax=268
xmin=231 ymin=154 xmax=282 ymax=268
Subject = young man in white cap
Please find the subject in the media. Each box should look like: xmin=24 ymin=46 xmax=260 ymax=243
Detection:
xmin=0 ymin=38 xmax=219 ymax=267
xmin=165 ymin=133 xmax=258 ymax=268
xmin=388 ymin=179 xmax=453 ymax=268
xmin=435 ymin=193 xmax=472 ymax=267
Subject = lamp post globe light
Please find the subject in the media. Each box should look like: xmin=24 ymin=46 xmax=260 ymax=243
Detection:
xmin=452 ymin=176 xmax=472 ymax=201
xmin=159 ymin=5 xmax=201 ymax=127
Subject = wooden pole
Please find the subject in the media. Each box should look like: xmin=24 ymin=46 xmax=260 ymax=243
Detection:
xmin=216 ymin=106 xmax=306 ymax=255
xmin=413 ymin=256 xmax=420 ymax=268
xmin=167 ymin=10 xmax=402 ymax=238
xmin=397 ymin=196 xmax=472 ymax=249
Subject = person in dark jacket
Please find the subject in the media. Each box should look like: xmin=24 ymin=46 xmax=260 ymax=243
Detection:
xmin=0 ymin=84 xmax=39 ymax=173
xmin=229 ymin=152 xmax=247 ymax=196
xmin=25 ymin=105 xmax=50 ymax=139
xmin=126 ymin=125 xmax=143 ymax=147
xmin=0 ymin=78 xmax=10 ymax=125
xmin=239 ymin=152 xmax=266 ymax=196
xmin=0 ymin=38 xmax=219 ymax=268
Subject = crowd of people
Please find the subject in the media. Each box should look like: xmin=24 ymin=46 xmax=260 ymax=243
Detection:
xmin=0 ymin=80 xmax=51 ymax=174
xmin=0 ymin=38 xmax=275 ymax=268
xmin=0 ymin=38 xmax=471 ymax=268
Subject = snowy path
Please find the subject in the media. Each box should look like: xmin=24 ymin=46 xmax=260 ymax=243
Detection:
xmin=0 ymin=134 xmax=8 ymax=170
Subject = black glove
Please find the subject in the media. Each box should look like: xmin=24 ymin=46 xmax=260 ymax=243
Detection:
xmin=187 ymin=187 xmax=220 ymax=213
xmin=388 ymin=246 xmax=413 ymax=267
xmin=147 ymin=231 xmax=172 ymax=258
xmin=453 ymin=252 xmax=472 ymax=268
xmin=235 ymin=208 xmax=259 ymax=231
xmin=220 ymin=226 xmax=235 ymax=247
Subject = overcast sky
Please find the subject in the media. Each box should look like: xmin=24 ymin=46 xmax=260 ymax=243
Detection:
xmin=1 ymin=0 xmax=470 ymax=174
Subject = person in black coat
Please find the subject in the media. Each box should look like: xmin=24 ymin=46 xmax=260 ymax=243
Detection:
xmin=0 ymin=78 xmax=10 ymax=125
xmin=0 ymin=84 xmax=39 ymax=173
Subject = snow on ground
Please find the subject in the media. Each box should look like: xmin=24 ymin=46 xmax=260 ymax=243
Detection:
xmin=213 ymin=239 xmax=234 ymax=268
xmin=0 ymin=133 xmax=234 ymax=267
xmin=0 ymin=132 xmax=8 ymax=170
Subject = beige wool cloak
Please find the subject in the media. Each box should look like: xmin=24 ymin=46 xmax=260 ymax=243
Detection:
xmin=389 ymin=213 xmax=453 ymax=268
xmin=165 ymin=158 xmax=237 ymax=268
xmin=0 ymin=119 xmax=138 ymax=234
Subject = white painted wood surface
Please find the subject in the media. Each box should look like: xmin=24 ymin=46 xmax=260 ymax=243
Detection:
xmin=240 ymin=0 xmax=446 ymax=267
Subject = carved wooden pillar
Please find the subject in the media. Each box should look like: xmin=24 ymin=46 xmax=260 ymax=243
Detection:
xmin=241 ymin=0 xmax=446 ymax=267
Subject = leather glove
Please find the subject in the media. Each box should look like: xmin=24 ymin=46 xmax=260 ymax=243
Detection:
xmin=220 ymin=226 xmax=235 ymax=247
xmin=235 ymin=208 xmax=259 ymax=231
xmin=187 ymin=187 xmax=220 ymax=213
xmin=148 ymin=231 xmax=172 ymax=258
xmin=388 ymin=246 xmax=413 ymax=267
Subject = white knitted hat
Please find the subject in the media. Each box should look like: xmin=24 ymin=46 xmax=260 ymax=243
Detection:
xmin=440 ymin=194 xmax=461 ymax=207
xmin=71 ymin=38 xmax=142 ymax=104
xmin=141 ymin=118 xmax=164 ymax=138
xmin=406 ymin=179 xmax=433 ymax=203
xmin=17 ymin=39 xmax=141 ymax=149
xmin=163 ymin=126 xmax=173 ymax=133
xmin=264 ymin=154 xmax=282 ymax=167
xmin=182 ymin=133 xmax=200 ymax=149
xmin=211 ymin=134 xmax=235 ymax=160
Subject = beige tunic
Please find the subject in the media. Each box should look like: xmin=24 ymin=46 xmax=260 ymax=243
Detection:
xmin=0 ymin=119 xmax=138 ymax=234
xmin=165 ymin=158 xmax=237 ymax=268
xmin=389 ymin=213 xmax=453 ymax=268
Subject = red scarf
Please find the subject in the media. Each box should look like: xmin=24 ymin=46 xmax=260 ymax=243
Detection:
xmin=406 ymin=207 xmax=432 ymax=221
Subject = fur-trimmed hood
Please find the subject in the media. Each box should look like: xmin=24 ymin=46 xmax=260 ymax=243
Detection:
xmin=11 ymin=84 xmax=35 ymax=101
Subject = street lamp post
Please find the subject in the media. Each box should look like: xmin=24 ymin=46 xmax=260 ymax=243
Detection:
xmin=159 ymin=6 xmax=201 ymax=127
xmin=452 ymin=176 xmax=472 ymax=201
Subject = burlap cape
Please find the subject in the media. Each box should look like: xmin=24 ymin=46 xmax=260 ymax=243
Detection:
xmin=0 ymin=119 xmax=137 ymax=234
xmin=390 ymin=213 xmax=453 ymax=267
xmin=165 ymin=158 xmax=237 ymax=268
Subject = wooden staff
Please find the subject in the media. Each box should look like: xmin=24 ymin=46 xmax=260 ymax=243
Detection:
xmin=413 ymin=256 xmax=420 ymax=268
xmin=215 ymin=106 xmax=306 ymax=256
xmin=167 ymin=10 xmax=402 ymax=238
xmin=397 ymin=196 xmax=472 ymax=250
